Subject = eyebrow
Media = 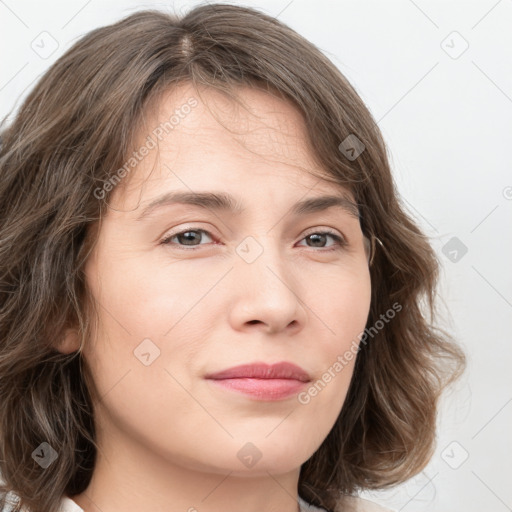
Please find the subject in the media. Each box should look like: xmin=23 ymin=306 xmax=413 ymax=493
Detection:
xmin=135 ymin=191 xmax=360 ymax=221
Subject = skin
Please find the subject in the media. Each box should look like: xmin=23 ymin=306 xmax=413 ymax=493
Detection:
xmin=62 ymin=82 xmax=372 ymax=512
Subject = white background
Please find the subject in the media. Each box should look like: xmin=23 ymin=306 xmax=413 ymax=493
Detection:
xmin=1 ymin=1 xmax=511 ymax=511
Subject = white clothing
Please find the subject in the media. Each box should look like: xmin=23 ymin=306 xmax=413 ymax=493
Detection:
xmin=57 ymin=494 xmax=394 ymax=512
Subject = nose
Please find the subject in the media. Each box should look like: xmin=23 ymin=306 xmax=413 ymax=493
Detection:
xmin=227 ymin=236 xmax=308 ymax=335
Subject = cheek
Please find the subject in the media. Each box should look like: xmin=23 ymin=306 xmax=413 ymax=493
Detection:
xmin=81 ymin=248 xmax=218 ymax=400
xmin=81 ymin=257 xmax=205 ymax=447
xmin=298 ymin=265 xmax=370 ymax=406
xmin=312 ymin=263 xmax=372 ymax=341
xmin=85 ymin=245 xmax=197 ymax=339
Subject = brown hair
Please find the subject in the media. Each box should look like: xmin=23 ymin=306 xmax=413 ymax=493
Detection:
xmin=0 ymin=4 xmax=465 ymax=512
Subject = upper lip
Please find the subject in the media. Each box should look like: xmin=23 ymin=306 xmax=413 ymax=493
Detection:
xmin=205 ymin=362 xmax=311 ymax=382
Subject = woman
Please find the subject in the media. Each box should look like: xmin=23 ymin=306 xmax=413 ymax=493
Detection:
xmin=0 ymin=4 xmax=465 ymax=512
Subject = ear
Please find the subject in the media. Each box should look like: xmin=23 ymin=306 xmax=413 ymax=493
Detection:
xmin=363 ymin=235 xmax=372 ymax=264
xmin=55 ymin=328 xmax=81 ymax=354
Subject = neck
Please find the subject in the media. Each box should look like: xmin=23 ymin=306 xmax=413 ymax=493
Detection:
xmin=70 ymin=420 xmax=302 ymax=512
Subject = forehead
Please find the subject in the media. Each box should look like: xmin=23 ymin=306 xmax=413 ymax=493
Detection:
xmin=114 ymin=82 xmax=355 ymax=209
xmin=141 ymin=82 xmax=316 ymax=163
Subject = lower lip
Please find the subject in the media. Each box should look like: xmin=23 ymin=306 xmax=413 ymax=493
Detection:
xmin=206 ymin=378 xmax=308 ymax=400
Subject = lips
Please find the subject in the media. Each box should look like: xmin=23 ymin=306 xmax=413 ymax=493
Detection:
xmin=205 ymin=362 xmax=311 ymax=401
xmin=205 ymin=362 xmax=311 ymax=382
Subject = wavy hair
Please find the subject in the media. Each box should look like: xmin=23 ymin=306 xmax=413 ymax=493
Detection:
xmin=0 ymin=4 xmax=465 ymax=512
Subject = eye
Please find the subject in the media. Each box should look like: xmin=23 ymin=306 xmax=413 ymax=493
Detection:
xmin=160 ymin=228 xmax=214 ymax=250
xmin=159 ymin=227 xmax=347 ymax=251
xmin=297 ymin=229 xmax=347 ymax=251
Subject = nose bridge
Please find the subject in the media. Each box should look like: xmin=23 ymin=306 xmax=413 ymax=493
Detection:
xmin=235 ymin=231 xmax=289 ymax=285
xmin=231 ymin=231 xmax=304 ymax=322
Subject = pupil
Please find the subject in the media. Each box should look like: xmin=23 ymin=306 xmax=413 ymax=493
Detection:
xmin=309 ymin=234 xmax=325 ymax=247
xmin=181 ymin=231 xmax=199 ymax=245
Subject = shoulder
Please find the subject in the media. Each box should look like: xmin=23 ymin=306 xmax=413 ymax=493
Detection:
xmin=60 ymin=497 xmax=84 ymax=512
xmin=0 ymin=493 xmax=84 ymax=512
xmin=0 ymin=491 xmax=21 ymax=512
xmin=300 ymin=494 xmax=395 ymax=512
xmin=334 ymin=495 xmax=395 ymax=512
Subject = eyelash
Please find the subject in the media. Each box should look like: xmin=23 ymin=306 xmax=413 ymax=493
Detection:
xmin=159 ymin=227 xmax=348 ymax=252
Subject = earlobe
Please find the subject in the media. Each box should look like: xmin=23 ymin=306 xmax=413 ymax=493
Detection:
xmin=363 ymin=235 xmax=371 ymax=264
xmin=366 ymin=234 xmax=384 ymax=267
xmin=55 ymin=328 xmax=81 ymax=354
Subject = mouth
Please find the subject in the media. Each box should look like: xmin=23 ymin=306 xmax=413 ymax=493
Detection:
xmin=204 ymin=361 xmax=311 ymax=401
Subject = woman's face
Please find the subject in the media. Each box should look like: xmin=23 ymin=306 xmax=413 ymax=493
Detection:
xmin=80 ymin=83 xmax=371 ymax=478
